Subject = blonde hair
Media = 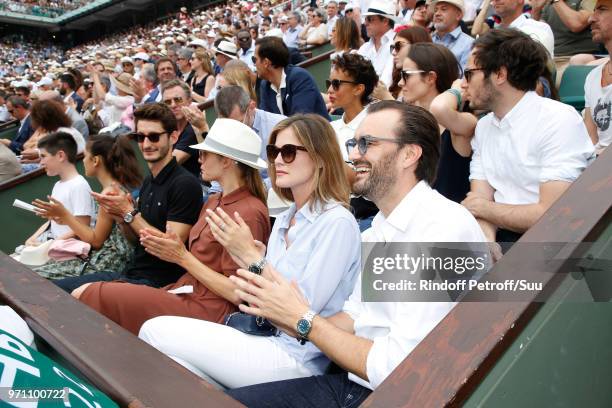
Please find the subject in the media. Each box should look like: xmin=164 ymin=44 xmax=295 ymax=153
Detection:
xmin=268 ymin=114 xmax=350 ymax=211
xmin=193 ymin=49 xmax=215 ymax=76
xmin=221 ymin=60 xmax=257 ymax=101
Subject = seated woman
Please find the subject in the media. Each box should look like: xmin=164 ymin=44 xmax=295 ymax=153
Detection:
xmin=20 ymin=100 xmax=85 ymax=172
xmin=328 ymin=53 xmax=380 ymax=231
xmin=399 ymin=43 xmax=477 ymax=203
xmin=189 ymin=49 xmax=216 ymax=103
xmin=330 ymin=17 xmax=362 ymax=61
xmin=139 ymin=114 xmax=361 ymax=389
xmin=31 ymin=133 xmax=142 ymax=279
xmin=73 ymin=119 xmax=271 ymax=335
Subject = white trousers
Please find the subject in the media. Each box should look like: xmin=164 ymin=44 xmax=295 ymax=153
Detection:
xmin=139 ymin=316 xmax=313 ymax=389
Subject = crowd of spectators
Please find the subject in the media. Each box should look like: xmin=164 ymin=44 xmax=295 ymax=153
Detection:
xmin=0 ymin=0 xmax=92 ymax=17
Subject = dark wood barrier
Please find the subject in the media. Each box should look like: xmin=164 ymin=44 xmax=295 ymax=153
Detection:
xmin=361 ymin=147 xmax=612 ymax=407
xmin=0 ymin=254 xmax=243 ymax=408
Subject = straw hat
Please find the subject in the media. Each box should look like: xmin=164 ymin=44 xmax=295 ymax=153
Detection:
xmin=432 ymin=0 xmax=465 ymax=13
xmin=213 ymin=40 xmax=238 ymax=59
xmin=12 ymin=240 xmax=55 ymax=266
xmin=267 ymin=188 xmax=291 ymax=217
xmin=110 ymin=72 xmax=135 ymax=96
xmin=190 ymin=119 xmax=267 ymax=169
xmin=362 ymin=0 xmax=400 ymax=22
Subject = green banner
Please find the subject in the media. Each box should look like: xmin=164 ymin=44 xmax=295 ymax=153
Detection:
xmin=0 ymin=328 xmax=118 ymax=407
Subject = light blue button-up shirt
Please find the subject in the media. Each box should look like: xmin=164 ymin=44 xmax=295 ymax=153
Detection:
xmin=267 ymin=201 xmax=361 ymax=374
xmin=432 ymin=26 xmax=474 ymax=69
xmin=283 ymin=25 xmax=304 ymax=49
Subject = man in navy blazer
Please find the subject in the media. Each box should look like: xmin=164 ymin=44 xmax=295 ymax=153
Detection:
xmin=0 ymin=96 xmax=33 ymax=154
xmin=255 ymin=37 xmax=330 ymax=120
xmin=60 ymin=73 xmax=84 ymax=113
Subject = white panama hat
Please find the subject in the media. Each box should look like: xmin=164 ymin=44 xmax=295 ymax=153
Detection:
xmin=190 ymin=119 xmax=267 ymax=169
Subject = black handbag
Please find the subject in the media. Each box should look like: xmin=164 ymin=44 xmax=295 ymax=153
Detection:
xmin=224 ymin=312 xmax=278 ymax=337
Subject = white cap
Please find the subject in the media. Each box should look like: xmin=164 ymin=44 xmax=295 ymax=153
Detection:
xmin=36 ymin=77 xmax=53 ymax=87
xmin=189 ymin=39 xmax=208 ymax=48
xmin=120 ymin=56 xmax=134 ymax=64
xmin=134 ymin=52 xmax=150 ymax=61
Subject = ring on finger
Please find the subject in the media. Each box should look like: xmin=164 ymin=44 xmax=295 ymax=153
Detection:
xmin=220 ymin=223 xmax=226 ymax=231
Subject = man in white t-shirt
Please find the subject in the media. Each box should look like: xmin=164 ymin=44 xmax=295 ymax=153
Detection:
xmin=461 ymin=29 xmax=594 ymax=244
xmin=26 ymin=132 xmax=93 ymax=246
xmin=583 ymin=0 xmax=611 ymax=154
xmin=226 ymin=101 xmax=486 ymax=406
xmin=358 ymin=0 xmax=397 ymax=87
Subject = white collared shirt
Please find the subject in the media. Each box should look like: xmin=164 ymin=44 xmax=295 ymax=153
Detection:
xmin=331 ymin=107 xmax=369 ymax=161
xmin=283 ymin=25 xmax=304 ymax=48
xmin=271 ymin=69 xmax=287 ymax=115
xmin=357 ymin=29 xmax=395 ymax=87
xmin=327 ymin=15 xmax=339 ymax=37
xmin=470 ymin=91 xmax=595 ymax=205
xmin=343 ymin=181 xmax=487 ymax=390
xmin=239 ymin=43 xmax=256 ymax=72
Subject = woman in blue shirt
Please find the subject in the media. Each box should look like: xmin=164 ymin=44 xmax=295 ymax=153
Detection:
xmin=139 ymin=114 xmax=362 ymax=389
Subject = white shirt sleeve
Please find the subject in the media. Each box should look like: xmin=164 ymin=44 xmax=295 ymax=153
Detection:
xmin=69 ymin=178 xmax=94 ymax=218
xmin=469 ymin=123 xmax=486 ymax=181
xmin=104 ymin=93 xmax=135 ymax=109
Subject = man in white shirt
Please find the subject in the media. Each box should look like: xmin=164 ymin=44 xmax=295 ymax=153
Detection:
xmin=326 ymin=0 xmax=340 ymax=37
xmin=583 ymin=0 xmax=611 ymax=154
xmin=237 ymin=29 xmax=257 ymax=71
xmin=358 ymin=0 xmax=397 ymax=87
xmin=226 ymin=101 xmax=486 ymax=406
xmin=461 ymin=28 xmax=594 ymax=244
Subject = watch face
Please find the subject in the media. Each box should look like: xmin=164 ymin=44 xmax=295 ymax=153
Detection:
xmin=248 ymin=264 xmax=263 ymax=275
xmin=123 ymin=213 xmax=134 ymax=223
xmin=296 ymin=318 xmax=311 ymax=336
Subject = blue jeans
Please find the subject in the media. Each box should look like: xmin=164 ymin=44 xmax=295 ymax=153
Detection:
xmin=226 ymin=373 xmax=372 ymax=408
xmin=53 ymin=271 xmax=155 ymax=293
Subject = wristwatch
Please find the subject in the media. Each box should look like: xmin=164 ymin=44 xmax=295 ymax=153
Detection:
xmin=247 ymin=257 xmax=267 ymax=275
xmin=123 ymin=208 xmax=139 ymax=224
xmin=296 ymin=310 xmax=316 ymax=345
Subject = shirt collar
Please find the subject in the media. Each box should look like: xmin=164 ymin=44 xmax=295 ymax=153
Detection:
xmin=508 ymin=14 xmax=527 ymax=28
xmin=252 ymin=109 xmax=263 ymax=134
xmin=214 ymin=185 xmax=251 ymax=206
xmin=340 ymin=107 xmax=368 ymax=131
xmin=371 ymin=180 xmax=430 ymax=234
xmin=151 ymin=157 xmax=178 ymax=185
xmin=271 ymin=69 xmax=287 ymax=94
xmin=276 ymin=200 xmax=340 ymax=228
xmin=491 ymin=91 xmax=535 ymax=129
xmin=435 ymin=25 xmax=462 ymax=40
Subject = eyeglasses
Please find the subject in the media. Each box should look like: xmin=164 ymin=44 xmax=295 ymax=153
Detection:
xmin=400 ymin=69 xmax=425 ymax=82
xmin=325 ymin=78 xmax=358 ymax=90
xmin=345 ymin=135 xmax=401 ymax=156
xmin=266 ymin=144 xmax=308 ymax=163
xmin=129 ymin=132 xmax=167 ymax=143
xmin=163 ymin=96 xmax=184 ymax=106
xmin=237 ymin=36 xmax=251 ymax=42
xmin=252 ymin=56 xmax=257 ymax=64
xmin=365 ymin=16 xmax=380 ymax=22
xmin=464 ymin=67 xmax=484 ymax=82
xmin=390 ymin=42 xmax=408 ymax=54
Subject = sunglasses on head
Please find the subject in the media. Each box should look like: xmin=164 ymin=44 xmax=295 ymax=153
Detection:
xmin=463 ymin=67 xmax=484 ymax=82
xmin=326 ymin=78 xmax=357 ymax=91
xmin=345 ymin=135 xmax=401 ymax=156
xmin=129 ymin=131 xmax=167 ymax=143
xmin=266 ymin=144 xmax=307 ymax=163
xmin=400 ymin=69 xmax=425 ymax=82
xmin=163 ymin=96 xmax=184 ymax=106
xmin=390 ymin=42 xmax=408 ymax=53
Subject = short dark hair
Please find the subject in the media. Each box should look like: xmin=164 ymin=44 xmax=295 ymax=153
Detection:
xmin=38 ymin=131 xmax=78 ymax=163
xmin=367 ymin=101 xmax=440 ymax=184
xmin=161 ymin=79 xmax=192 ymax=100
xmin=15 ymin=86 xmax=30 ymax=97
xmin=7 ymin=95 xmax=29 ymax=110
xmin=332 ymin=53 xmax=379 ymax=105
xmin=133 ymin=103 xmax=178 ymax=134
xmin=214 ymin=85 xmax=251 ymax=117
xmin=255 ymin=37 xmax=289 ymax=68
xmin=473 ymin=28 xmax=547 ymax=92
xmin=407 ymin=43 xmax=459 ymax=94
xmin=59 ymin=73 xmax=77 ymax=91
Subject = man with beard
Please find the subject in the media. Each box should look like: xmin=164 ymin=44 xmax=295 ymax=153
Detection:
xmin=460 ymin=29 xmax=594 ymax=244
xmin=225 ymin=101 xmax=486 ymax=407
xmin=583 ymin=0 xmax=612 ymax=154
xmin=137 ymin=58 xmax=178 ymax=104
xmin=59 ymin=73 xmax=84 ymax=113
xmin=54 ymin=103 xmax=202 ymax=293
xmin=431 ymin=0 xmax=474 ymax=69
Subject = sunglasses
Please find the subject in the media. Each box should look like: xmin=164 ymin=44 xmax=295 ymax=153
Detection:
xmin=266 ymin=144 xmax=307 ymax=163
xmin=345 ymin=135 xmax=401 ymax=156
xmin=163 ymin=96 xmax=184 ymax=106
xmin=390 ymin=42 xmax=408 ymax=53
xmin=326 ymin=78 xmax=358 ymax=90
xmin=129 ymin=131 xmax=167 ymax=143
xmin=238 ymin=36 xmax=251 ymax=42
xmin=464 ymin=67 xmax=484 ymax=82
xmin=400 ymin=69 xmax=425 ymax=82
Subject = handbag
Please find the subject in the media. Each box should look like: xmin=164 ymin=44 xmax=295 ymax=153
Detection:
xmin=224 ymin=312 xmax=278 ymax=337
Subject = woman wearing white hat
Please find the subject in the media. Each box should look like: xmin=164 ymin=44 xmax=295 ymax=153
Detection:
xmin=75 ymin=119 xmax=272 ymax=336
xmin=139 ymin=114 xmax=361 ymax=389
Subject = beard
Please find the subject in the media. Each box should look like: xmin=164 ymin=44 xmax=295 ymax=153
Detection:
xmin=468 ymin=77 xmax=496 ymax=112
xmin=352 ymin=149 xmax=399 ymax=201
